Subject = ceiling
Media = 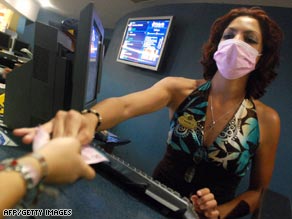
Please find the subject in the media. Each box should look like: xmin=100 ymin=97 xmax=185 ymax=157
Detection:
xmin=47 ymin=0 xmax=292 ymax=28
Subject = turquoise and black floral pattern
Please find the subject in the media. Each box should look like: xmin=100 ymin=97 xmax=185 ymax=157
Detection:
xmin=167 ymin=81 xmax=259 ymax=177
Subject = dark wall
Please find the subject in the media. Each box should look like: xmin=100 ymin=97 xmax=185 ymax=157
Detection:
xmin=20 ymin=9 xmax=113 ymax=51
xmin=17 ymin=9 xmax=67 ymax=49
xmin=98 ymin=3 xmax=292 ymax=201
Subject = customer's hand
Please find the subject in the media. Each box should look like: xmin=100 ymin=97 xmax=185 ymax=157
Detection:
xmin=1 ymin=67 xmax=12 ymax=79
xmin=37 ymin=137 xmax=96 ymax=184
xmin=191 ymin=188 xmax=220 ymax=219
xmin=13 ymin=109 xmax=97 ymax=145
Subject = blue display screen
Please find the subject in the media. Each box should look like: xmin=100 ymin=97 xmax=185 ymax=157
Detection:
xmin=117 ymin=16 xmax=173 ymax=71
xmin=90 ymin=27 xmax=99 ymax=60
xmin=86 ymin=24 xmax=100 ymax=103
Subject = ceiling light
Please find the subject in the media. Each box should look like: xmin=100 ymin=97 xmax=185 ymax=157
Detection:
xmin=38 ymin=0 xmax=54 ymax=8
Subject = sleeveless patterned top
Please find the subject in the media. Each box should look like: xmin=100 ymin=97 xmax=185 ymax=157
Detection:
xmin=153 ymin=81 xmax=260 ymax=203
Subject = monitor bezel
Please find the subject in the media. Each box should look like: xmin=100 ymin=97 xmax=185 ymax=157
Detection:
xmin=116 ymin=15 xmax=174 ymax=71
xmin=71 ymin=3 xmax=104 ymax=111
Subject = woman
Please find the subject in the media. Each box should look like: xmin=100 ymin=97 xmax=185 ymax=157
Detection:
xmin=14 ymin=7 xmax=283 ymax=219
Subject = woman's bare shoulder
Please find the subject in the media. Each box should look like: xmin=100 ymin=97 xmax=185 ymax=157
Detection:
xmin=253 ymin=100 xmax=280 ymax=124
xmin=253 ymin=99 xmax=280 ymax=147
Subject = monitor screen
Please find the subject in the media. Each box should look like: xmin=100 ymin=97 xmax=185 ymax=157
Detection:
xmin=117 ymin=16 xmax=173 ymax=71
xmin=86 ymin=23 xmax=102 ymax=104
xmin=71 ymin=2 xmax=104 ymax=111
xmin=0 ymin=31 xmax=11 ymax=51
xmin=13 ymin=39 xmax=30 ymax=54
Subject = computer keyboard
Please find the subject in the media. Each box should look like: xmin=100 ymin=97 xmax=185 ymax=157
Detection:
xmin=93 ymin=145 xmax=199 ymax=219
xmin=0 ymin=126 xmax=18 ymax=146
xmin=0 ymin=51 xmax=18 ymax=62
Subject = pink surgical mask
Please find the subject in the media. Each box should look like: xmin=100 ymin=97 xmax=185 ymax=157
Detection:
xmin=213 ymin=39 xmax=260 ymax=80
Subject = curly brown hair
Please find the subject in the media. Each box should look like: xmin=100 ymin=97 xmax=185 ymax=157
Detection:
xmin=201 ymin=7 xmax=283 ymax=99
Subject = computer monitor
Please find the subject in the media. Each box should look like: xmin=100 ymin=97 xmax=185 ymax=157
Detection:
xmin=4 ymin=3 xmax=104 ymax=128
xmin=117 ymin=16 xmax=173 ymax=71
xmin=71 ymin=2 xmax=104 ymax=110
xmin=0 ymin=31 xmax=11 ymax=51
xmin=12 ymin=39 xmax=30 ymax=56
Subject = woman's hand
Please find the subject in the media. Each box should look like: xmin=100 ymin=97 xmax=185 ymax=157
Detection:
xmin=37 ymin=137 xmax=96 ymax=183
xmin=13 ymin=109 xmax=98 ymax=145
xmin=191 ymin=188 xmax=220 ymax=219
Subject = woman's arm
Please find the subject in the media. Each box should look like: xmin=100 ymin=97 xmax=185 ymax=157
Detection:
xmin=14 ymin=77 xmax=197 ymax=145
xmin=13 ymin=77 xmax=172 ymax=144
xmin=90 ymin=77 xmax=174 ymax=130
